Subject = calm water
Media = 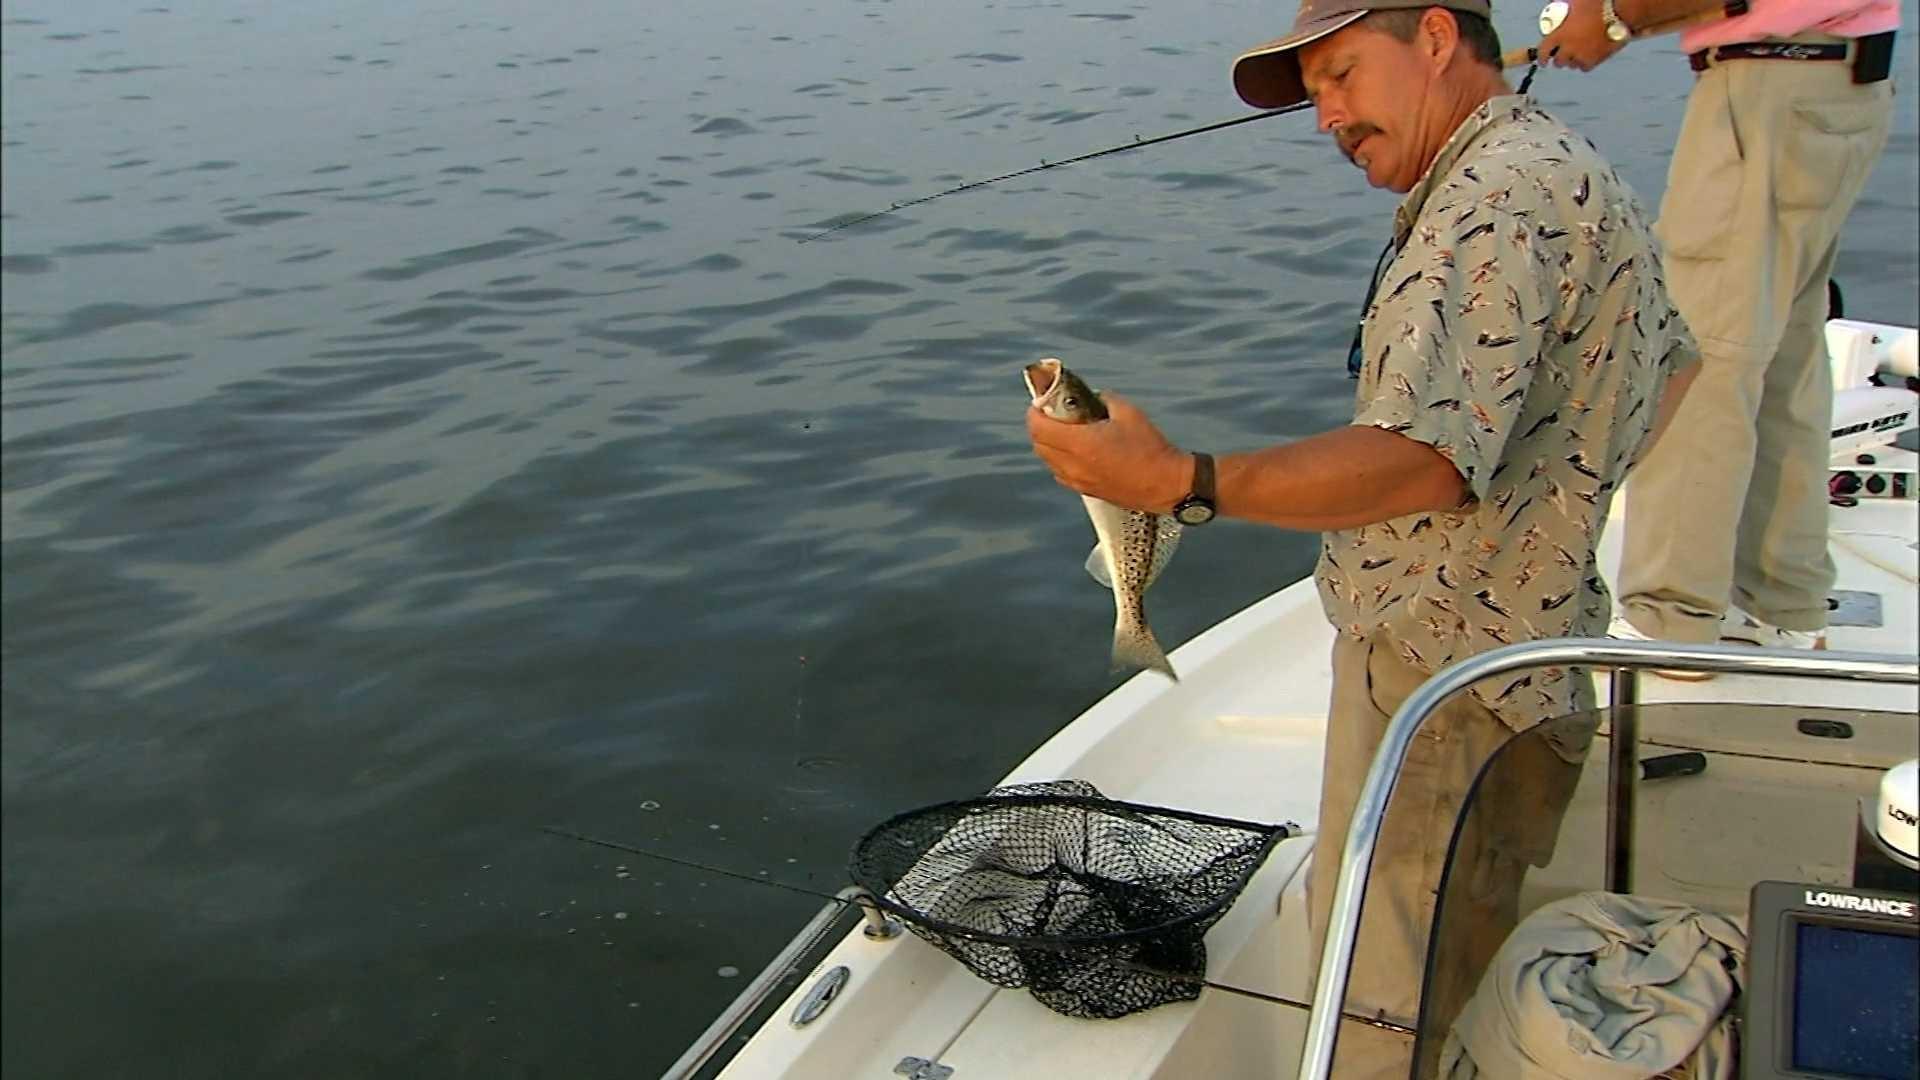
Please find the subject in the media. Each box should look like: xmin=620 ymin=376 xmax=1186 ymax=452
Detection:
xmin=4 ymin=2 xmax=1915 ymax=1076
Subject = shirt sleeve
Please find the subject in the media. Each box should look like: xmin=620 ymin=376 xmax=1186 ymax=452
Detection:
xmin=1353 ymin=208 xmax=1554 ymax=503
xmin=1658 ymin=295 xmax=1702 ymax=375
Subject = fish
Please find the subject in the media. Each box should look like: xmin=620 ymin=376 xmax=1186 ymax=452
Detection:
xmin=1023 ymin=358 xmax=1183 ymax=681
xmin=1457 ymin=220 xmax=1497 ymax=245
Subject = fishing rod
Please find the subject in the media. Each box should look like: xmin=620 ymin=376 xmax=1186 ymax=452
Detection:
xmin=794 ymin=102 xmax=1313 ymax=244
xmin=541 ymin=824 xmax=1414 ymax=1034
xmin=796 ymin=0 xmax=1727 ymax=243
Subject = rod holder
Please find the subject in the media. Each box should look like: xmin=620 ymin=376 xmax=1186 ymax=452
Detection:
xmin=857 ymin=894 xmax=903 ymax=940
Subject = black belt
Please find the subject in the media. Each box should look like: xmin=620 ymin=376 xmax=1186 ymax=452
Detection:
xmin=1689 ymin=41 xmax=1849 ymax=70
xmin=1688 ymin=29 xmax=1894 ymax=82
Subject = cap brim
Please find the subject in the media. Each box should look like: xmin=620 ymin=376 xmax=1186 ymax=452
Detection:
xmin=1231 ymin=10 xmax=1369 ymax=110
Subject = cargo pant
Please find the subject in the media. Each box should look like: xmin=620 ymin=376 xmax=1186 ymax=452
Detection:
xmin=1305 ymin=630 xmax=1590 ymax=1080
xmin=1619 ymin=42 xmax=1896 ymax=641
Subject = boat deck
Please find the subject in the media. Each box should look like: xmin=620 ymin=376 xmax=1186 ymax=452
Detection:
xmin=713 ymin=489 xmax=1917 ymax=1080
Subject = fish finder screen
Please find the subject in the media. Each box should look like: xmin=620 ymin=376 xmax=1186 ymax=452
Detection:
xmin=1791 ymin=921 xmax=1918 ymax=1078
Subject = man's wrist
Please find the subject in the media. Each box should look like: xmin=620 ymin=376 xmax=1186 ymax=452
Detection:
xmin=1170 ymin=451 xmax=1218 ymax=525
xmin=1157 ymin=449 xmax=1191 ymax=513
xmin=1601 ymin=0 xmax=1633 ymax=40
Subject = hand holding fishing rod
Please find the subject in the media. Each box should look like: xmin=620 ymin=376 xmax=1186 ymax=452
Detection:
xmin=1514 ymin=0 xmax=1741 ymax=68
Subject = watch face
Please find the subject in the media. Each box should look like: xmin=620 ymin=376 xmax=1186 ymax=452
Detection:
xmin=1607 ymin=21 xmax=1629 ymax=39
xmin=1175 ymin=502 xmax=1214 ymax=525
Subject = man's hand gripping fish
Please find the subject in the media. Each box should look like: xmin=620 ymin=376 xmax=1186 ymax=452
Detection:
xmin=1023 ymin=358 xmax=1183 ymax=681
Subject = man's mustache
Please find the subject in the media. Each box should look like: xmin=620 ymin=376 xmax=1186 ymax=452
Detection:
xmin=1336 ymin=123 xmax=1382 ymax=161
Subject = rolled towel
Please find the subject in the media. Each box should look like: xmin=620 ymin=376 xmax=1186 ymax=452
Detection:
xmin=1438 ymin=891 xmax=1746 ymax=1080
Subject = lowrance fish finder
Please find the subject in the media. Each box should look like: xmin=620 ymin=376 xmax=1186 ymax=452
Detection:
xmin=1741 ymin=880 xmax=1918 ymax=1079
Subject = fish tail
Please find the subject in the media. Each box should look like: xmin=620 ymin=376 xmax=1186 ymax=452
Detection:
xmin=1111 ymin=601 xmax=1177 ymax=682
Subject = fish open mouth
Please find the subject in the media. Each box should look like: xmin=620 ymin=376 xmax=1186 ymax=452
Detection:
xmin=1023 ymin=358 xmax=1062 ymax=401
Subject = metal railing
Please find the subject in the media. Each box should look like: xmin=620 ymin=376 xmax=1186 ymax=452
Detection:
xmin=662 ymin=886 xmax=900 ymax=1080
xmin=1297 ymin=637 xmax=1919 ymax=1080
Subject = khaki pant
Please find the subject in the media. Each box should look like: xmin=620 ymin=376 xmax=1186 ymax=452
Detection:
xmin=1620 ymin=49 xmax=1895 ymax=640
xmin=1306 ymin=632 xmax=1589 ymax=1079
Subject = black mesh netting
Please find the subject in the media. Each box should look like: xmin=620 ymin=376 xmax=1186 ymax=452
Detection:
xmin=847 ymin=780 xmax=1294 ymax=1019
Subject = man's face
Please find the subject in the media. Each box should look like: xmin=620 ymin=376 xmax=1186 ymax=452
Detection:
xmin=1298 ymin=18 xmax=1437 ymax=193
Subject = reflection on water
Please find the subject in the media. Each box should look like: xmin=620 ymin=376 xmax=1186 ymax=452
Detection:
xmin=4 ymin=0 xmax=1916 ymax=1075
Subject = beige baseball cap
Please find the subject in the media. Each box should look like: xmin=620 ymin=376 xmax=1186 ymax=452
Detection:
xmin=1232 ymin=0 xmax=1494 ymax=109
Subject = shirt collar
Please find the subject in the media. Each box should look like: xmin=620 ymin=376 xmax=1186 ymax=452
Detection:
xmin=1391 ymin=94 xmax=1536 ymax=246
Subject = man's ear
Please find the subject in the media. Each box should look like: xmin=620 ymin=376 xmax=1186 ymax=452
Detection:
xmin=1420 ymin=6 xmax=1461 ymax=68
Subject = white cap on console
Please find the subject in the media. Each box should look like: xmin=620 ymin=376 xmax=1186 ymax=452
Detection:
xmin=1877 ymin=758 xmax=1919 ymax=862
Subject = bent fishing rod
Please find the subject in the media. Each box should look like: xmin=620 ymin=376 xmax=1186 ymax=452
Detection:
xmin=796 ymin=0 xmax=1725 ymax=244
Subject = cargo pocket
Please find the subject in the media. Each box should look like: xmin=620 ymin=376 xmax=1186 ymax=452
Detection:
xmin=1773 ymin=95 xmax=1886 ymax=212
xmin=1654 ymin=74 xmax=1744 ymax=261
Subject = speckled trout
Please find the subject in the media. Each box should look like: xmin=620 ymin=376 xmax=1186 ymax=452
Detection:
xmin=1023 ymin=357 xmax=1182 ymax=681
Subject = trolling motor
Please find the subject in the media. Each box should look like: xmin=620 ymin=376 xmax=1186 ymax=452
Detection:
xmin=1826 ymin=320 xmax=1919 ymax=506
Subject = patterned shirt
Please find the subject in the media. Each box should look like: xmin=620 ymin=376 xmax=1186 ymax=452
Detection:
xmin=1313 ymin=95 xmax=1699 ymax=730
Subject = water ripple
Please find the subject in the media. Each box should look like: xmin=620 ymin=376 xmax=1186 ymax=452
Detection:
xmin=2 ymin=3 xmax=1914 ymax=1078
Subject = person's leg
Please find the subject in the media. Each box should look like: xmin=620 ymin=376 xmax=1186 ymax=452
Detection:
xmin=1410 ymin=708 xmax=1594 ymax=1080
xmin=1621 ymin=60 xmax=1894 ymax=642
xmin=1307 ymin=633 xmax=1583 ymax=1078
xmin=1618 ymin=64 xmax=1770 ymax=642
xmin=1731 ymin=63 xmax=1893 ymax=634
xmin=1731 ymin=249 xmax=1838 ymax=638
xmin=1308 ymin=631 xmax=1420 ymax=1079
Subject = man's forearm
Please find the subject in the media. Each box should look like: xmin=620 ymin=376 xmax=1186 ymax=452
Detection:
xmin=1213 ymin=425 xmax=1469 ymax=532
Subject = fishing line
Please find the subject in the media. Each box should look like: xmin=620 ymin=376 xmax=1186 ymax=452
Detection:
xmin=542 ymin=826 xmax=855 ymax=906
xmin=795 ymin=0 xmax=1730 ymax=245
xmin=540 ymin=824 xmax=1411 ymax=1034
xmin=794 ymin=102 xmax=1314 ymax=244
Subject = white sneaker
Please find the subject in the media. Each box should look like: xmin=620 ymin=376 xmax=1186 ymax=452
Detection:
xmin=1720 ymin=605 xmax=1828 ymax=650
xmin=1608 ymin=614 xmax=1716 ymax=681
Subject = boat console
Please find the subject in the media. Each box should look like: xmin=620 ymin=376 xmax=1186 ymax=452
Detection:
xmin=1740 ymin=759 xmax=1920 ymax=1079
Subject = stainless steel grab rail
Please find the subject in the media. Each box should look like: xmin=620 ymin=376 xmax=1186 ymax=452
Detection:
xmin=1297 ymin=637 xmax=1919 ymax=1080
xmin=662 ymin=886 xmax=899 ymax=1080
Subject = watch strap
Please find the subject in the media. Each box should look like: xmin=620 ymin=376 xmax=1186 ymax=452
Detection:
xmin=1601 ymin=0 xmax=1632 ymax=37
xmin=1190 ymin=451 xmax=1216 ymax=506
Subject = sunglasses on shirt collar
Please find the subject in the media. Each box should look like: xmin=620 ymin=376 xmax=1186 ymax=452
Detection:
xmin=1348 ymin=237 xmax=1401 ymax=379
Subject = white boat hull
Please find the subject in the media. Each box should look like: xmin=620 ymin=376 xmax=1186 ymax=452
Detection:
xmin=703 ymin=321 xmax=1920 ymax=1080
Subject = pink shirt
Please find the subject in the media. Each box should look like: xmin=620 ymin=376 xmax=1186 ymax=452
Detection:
xmin=1681 ymin=0 xmax=1900 ymax=51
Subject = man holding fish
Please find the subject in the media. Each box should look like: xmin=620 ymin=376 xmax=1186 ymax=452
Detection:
xmin=1026 ymin=1 xmax=1700 ymax=1074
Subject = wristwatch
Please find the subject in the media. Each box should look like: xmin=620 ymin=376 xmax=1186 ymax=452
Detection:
xmin=1172 ymin=452 xmax=1217 ymax=526
xmin=1600 ymin=0 xmax=1632 ymax=42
